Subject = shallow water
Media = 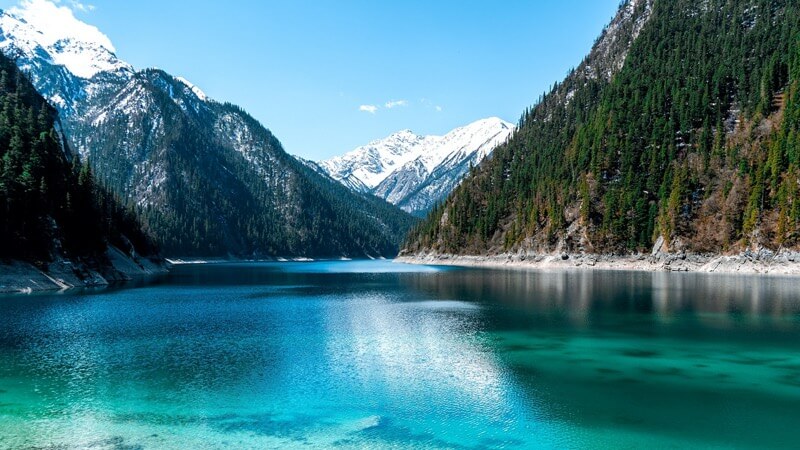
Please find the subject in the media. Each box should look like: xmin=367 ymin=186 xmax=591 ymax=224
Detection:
xmin=0 ymin=261 xmax=799 ymax=449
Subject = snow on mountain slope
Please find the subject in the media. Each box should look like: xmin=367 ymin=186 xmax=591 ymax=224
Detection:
xmin=0 ymin=1 xmax=212 ymax=118
xmin=176 ymin=76 xmax=208 ymax=101
xmin=319 ymin=130 xmax=430 ymax=192
xmin=320 ymin=117 xmax=514 ymax=215
xmin=0 ymin=0 xmax=131 ymax=79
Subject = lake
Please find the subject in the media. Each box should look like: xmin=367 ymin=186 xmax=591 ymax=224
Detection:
xmin=0 ymin=261 xmax=799 ymax=449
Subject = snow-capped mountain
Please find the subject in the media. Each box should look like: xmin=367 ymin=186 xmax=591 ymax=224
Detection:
xmin=319 ymin=130 xmax=429 ymax=192
xmin=0 ymin=1 xmax=131 ymax=79
xmin=0 ymin=0 xmax=414 ymax=257
xmin=0 ymin=0 xmax=132 ymax=117
xmin=320 ymin=117 xmax=514 ymax=215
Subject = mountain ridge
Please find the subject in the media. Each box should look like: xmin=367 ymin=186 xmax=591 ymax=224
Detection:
xmin=0 ymin=49 xmax=165 ymax=293
xmin=404 ymin=0 xmax=800 ymax=260
xmin=0 ymin=2 xmax=415 ymax=258
xmin=320 ymin=117 xmax=514 ymax=216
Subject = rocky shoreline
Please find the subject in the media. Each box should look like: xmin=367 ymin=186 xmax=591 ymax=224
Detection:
xmin=0 ymin=247 xmax=169 ymax=294
xmin=397 ymin=249 xmax=800 ymax=276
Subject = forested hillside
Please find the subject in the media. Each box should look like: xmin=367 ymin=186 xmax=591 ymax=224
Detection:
xmin=0 ymin=52 xmax=156 ymax=265
xmin=0 ymin=6 xmax=416 ymax=260
xmin=75 ymin=70 xmax=417 ymax=258
xmin=70 ymin=74 xmax=417 ymax=258
xmin=404 ymin=0 xmax=800 ymax=256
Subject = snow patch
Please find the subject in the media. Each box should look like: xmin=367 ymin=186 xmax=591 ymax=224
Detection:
xmin=176 ymin=76 xmax=208 ymax=101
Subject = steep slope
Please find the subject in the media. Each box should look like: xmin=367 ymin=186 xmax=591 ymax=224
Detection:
xmin=320 ymin=118 xmax=514 ymax=215
xmin=0 ymin=2 xmax=414 ymax=258
xmin=320 ymin=129 xmax=428 ymax=193
xmin=404 ymin=0 xmax=800 ymax=258
xmin=0 ymin=50 xmax=162 ymax=291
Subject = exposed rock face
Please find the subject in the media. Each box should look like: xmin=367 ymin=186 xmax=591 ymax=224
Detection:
xmin=0 ymin=249 xmax=168 ymax=294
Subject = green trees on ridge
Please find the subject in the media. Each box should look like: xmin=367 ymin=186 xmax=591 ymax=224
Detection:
xmin=405 ymin=0 xmax=800 ymax=256
xmin=0 ymin=52 xmax=156 ymax=264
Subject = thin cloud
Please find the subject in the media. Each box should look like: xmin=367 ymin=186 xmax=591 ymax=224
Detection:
xmin=68 ymin=1 xmax=96 ymax=12
xmin=384 ymin=100 xmax=408 ymax=109
xmin=420 ymin=98 xmax=443 ymax=112
xmin=359 ymin=99 xmax=410 ymax=114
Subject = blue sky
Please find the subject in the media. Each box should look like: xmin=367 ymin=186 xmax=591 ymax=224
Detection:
xmin=0 ymin=0 xmax=621 ymax=160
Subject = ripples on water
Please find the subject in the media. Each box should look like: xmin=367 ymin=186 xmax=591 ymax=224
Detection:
xmin=0 ymin=261 xmax=799 ymax=449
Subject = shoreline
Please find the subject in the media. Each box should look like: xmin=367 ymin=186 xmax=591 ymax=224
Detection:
xmin=0 ymin=247 xmax=169 ymax=294
xmin=165 ymin=256 xmax=384 ymax=265
xmin=396 ymin=250 xmax=800 ymax=276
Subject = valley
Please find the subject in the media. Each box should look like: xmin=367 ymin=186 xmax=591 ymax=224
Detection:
xmin=1 ymin=1 xmax=799 ymax=448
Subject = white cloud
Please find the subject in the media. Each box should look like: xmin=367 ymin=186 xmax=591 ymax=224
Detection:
xmin=420 ymin=98 xmax=443 ymax=112
xmin=384 ymin=100 xmax=408 ymax=109
xmin=10 ymin=0 xmax=112 ymax=50
xmin=68 ymin=1 xmax=96 ymax=12
xmin=358 ymin=99 xmax=411 ymax=114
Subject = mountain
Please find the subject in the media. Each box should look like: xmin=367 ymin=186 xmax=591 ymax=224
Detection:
xmin=0 ymin=1 xmax=414 ymax=258
xmin=319 ymin=118 xmax=514 ymax=216
xmin=0 ymin=49 xmax=163 ymax=291
xmin=404 ymin=0 xmax=800 ymax=258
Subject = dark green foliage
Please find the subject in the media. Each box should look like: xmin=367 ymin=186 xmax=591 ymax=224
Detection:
xmin=405 ymin=0 xmax=800 ymax=255
xmin=66 ymin=70 xmax=415 ymax=258
xmin=0 ymin=52 xmax=156 ymax=263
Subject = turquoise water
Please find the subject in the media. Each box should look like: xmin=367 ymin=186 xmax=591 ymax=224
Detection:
xmin=1 ymin=261 xmax=799 ymax=449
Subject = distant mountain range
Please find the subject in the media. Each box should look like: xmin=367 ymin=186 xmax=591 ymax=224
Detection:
xmin=0 ymin=2 xmax=415 ymax=258
xmin=318 ymin=118 xmax=514 ymax=216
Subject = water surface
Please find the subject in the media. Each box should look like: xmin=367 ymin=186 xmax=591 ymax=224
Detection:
xmin=0 ymin=261 xmax=799 ymax=448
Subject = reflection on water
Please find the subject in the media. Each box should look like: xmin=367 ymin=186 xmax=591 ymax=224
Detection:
xmin=404 ymin=268 xmax=800 ymax=326
xmin=0 ymin=261 xmax=798 ymax=449
xmin=402 ymin=267 xmax=800 ymax=448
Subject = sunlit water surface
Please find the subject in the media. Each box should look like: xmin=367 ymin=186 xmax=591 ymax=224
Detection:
xmin=1 ymin=261 xmax=799 ymax=449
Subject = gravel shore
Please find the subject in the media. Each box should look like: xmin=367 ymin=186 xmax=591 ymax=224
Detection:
xmin=397 ymin=249 xmax=800 ymax=276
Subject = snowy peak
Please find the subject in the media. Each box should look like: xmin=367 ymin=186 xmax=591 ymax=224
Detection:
xmin=420 ymin=117 xmax=513 ymax=171
xmin=0 ymin=0 xmax=131 ymax=79
xmin=320 ymin=117 xmax=514 ymax=215
xmin=0 ymin=0 xmax=214 ymax=116
xmin=319 ymin=128 xmax=430 ymax=191
xmin=321 ymin=118 xmax=513 ymax=192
